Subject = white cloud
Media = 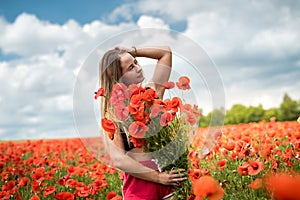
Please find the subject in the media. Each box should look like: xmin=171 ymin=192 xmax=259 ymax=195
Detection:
xmin=246 ymin=26 xmax=300 ymax=60
xmin=0 ymin=13 xmax=71 ymax=56
xmin=183 ymin=11 xmax=234 ymax=60
xmin=137 ymin=15 xmax=169 ymax=29
xmin=135 ymin=0 xmax=205 ymax=22
xmin=107 ymin=4 xmax=133 ymax=22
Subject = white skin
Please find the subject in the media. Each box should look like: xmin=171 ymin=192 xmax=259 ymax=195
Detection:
xmin=119 ymin=54 xmax=145 ymax=86
xmin=106 ymin=46 xmax=187 ymax=187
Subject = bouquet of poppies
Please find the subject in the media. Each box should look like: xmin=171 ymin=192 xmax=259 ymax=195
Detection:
xmin=95 ymin=76 xmax=201 ymax=198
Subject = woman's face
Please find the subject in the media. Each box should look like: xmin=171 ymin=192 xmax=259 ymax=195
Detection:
xmin=119 ymin=53 xmax=144 ymax=85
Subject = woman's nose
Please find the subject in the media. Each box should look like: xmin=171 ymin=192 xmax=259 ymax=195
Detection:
xmin=135 ymin=64 xmax=142 ymax=72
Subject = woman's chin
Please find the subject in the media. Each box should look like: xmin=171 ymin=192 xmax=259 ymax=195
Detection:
xmin=136 ymin=77 xmax=145 ymax=84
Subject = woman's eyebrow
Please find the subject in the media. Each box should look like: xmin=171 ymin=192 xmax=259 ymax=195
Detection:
xmin=126 ymin=59 xmax=136 ymax=70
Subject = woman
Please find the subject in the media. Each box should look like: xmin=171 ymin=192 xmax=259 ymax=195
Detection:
xmin=99 ymin=46 xmax=186 ymax=200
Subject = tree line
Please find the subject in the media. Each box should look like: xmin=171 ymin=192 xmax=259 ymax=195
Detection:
xmin=199 ymin=93 xmax=300 ymax=127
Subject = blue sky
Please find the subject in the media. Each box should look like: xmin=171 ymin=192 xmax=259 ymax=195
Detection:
xmin=0 ymin=0 xmax=124 ymax=24
xmin=0 ymin=0 xmax=299 ymax=140
xmin=0 ymin=0 xmax=187 ymax=31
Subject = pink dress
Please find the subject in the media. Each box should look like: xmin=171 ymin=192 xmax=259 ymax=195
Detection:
xmin=122 ymin=160 xmax=173 ymax=200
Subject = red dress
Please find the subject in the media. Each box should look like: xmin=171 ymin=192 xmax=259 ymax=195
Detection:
xmin=122 ymin=160 xmax=173 ymax=200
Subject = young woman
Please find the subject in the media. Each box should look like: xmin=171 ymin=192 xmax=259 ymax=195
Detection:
xmin=99 ymin=46 xmax=186 ymax=199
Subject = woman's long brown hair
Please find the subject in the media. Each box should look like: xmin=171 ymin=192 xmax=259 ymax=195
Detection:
xmin=99 ymin=49 xmax=127 ymax=118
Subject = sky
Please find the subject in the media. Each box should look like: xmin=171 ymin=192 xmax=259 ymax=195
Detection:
xmin=0 ymin=0 xmax=299 ymax=140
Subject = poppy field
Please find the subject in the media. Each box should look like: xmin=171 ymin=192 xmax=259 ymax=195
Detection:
xmin=1 ymin=120 xmax=300 ymax=200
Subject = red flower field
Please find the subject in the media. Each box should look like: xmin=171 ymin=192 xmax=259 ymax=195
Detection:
xmin=1 ymin=120 xmax=299 ymax=199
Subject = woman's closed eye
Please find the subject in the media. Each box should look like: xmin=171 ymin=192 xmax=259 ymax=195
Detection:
xmin=128 ymin=59 xmax=138 ymax=71
xmin=128 ymin=65 xmax=134 ymax=71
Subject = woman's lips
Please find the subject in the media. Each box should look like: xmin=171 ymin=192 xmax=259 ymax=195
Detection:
xmin=137 ymin=73 xmax=144 ymax=78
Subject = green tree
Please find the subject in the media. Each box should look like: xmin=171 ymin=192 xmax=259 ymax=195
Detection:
xmin=199 ymin=107 xmax=225 ymax=127
xmin=224 ymin=104 xmax=248 ymax=124
xmin=278 ymin=93 xmax=300 ymax=121
xmin=198 ymin=93 xmax=300 ymax=127
xmin=264 ymin=108 xmax=279 ymax=121
xmin=246 ymin=104 xmax=265 ymax=123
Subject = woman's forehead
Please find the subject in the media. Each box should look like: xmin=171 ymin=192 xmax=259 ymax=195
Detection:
xmin=119 ymin=53 xmax=133 ymax=68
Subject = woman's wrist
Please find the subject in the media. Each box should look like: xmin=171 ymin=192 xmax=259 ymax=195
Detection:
xmin=128 ymin=46 xmax=137 ymax=57
xmin=154 ymin=171 xmax=162 ymax=184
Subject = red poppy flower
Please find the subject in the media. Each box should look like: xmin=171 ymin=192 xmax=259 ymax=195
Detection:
xmin=192 ymin=176 xmax=224 ymax=200
xmin=66 ymin=179 xmax=82 ymax=188
xmin=130 ymin=93 xmax=143 ymax=107
xmin=217 ymin=160 xmax=227 ymax=170
xmin=18 ymin=177 xmax=30 ymax=186
xmin=143 ymin=87 xmax=158 ymax=102
xmin=188 ymin=149 xmax=199 ymax=160
xmin=129 ymin=137 xmax=144 ymax=148
xmin=44 ymin=185 xmax=56 ymax=197
xmin=114 ymin=102 xmax=129 ymax=121
xmin=0 ymin=191 xmax=10 ymax=200
xmin=150 ymin=104 xmax=164 ymax=118
xmin=54 ymin=192 xmax=74 ymax=200
xmin=2 ymin=180 xmax=18 ymax=195
xmin=271 ymin=160 xmax=278 ymax=170
xmin=191 ymin=160 xmax=199 ymax=169
xmin=153 ymin=98 xmax=165 ymax=105
xmin=163 ymin=98 xmax=172 ymax=111
xmin=129 ymin=94 xmax=145 ymax=121
xmin=160 ymin=112 xmax=173 ymax=126
xmin=186 ymin=195 xmax=196 ymax=200
xmin=75 ymin=186 xmax=90 ymax=197
xmin=248 ymin=159 xmax=264 ymax=176
xmin=94 ymin=88 xmax=105 ymax=100
xmin=101 ymin=118 xmax=118 ymax=139
xmin=109 ymin=83 xmax=128 ymax=105
xmin=188 ymin=168 xmax=202 ymax=181
xmin=130 ymin=86 xmax=145 ymax=96
xmin=263 ymin=173 xmax=300 ymax=200
xmin=107 ymin=191 xmax=117 ymax=199
xmin=163 ymin=81 xmax=175 ymax=89
xmin=75 ymin=167 xmax=87 ymax=176
xmin=238 ymin=162 xmax=249 ymax=176
xmin=176 ymin=76 xmax=191 ymax=90
xmin=93 ymin=180 xmax=106 ymax=190
xmin=249 ymin=178 xmax=262 ymax=190
xmin=128 ymin=104 xmax=139 ymax=115
xmin=31 ymin=180 xmax=40 ymax=193
xmin=57 ymin=175 xmax=70 ymax=186
xmin=131 ymin=107 xmax=146 ymax=122
xmin=171 ymin=97 xmax=182 ymax=113
xmin=30 ymin=195 xmax=40 ymax=200
xmin=31 ymin=167 xmax=45 ymax=182
xmin=223 ymin=141 xmax=235 ymax=151
xmin=67 ymin=165 xmax=76 ymax=175
xmin=128 ymin=121 xmax=148 ymax=138
xmin=191 ymin=104 xmax=201 ymax=116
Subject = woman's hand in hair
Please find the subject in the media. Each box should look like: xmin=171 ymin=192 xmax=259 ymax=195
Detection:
xmin=114 ymin=46 xmax=136 ymax=57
